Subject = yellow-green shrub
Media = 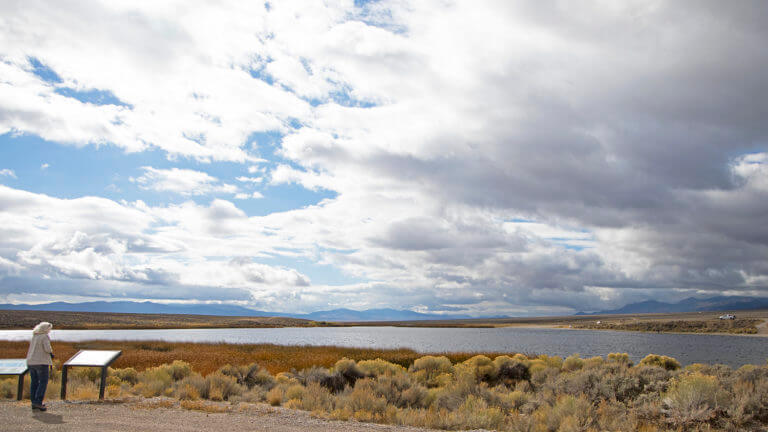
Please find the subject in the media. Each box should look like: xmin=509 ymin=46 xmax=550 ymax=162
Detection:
xmin=206 ymin=371 xmax=243 ymax=401
xmin=457 ymin=355 xmax=497 ymax=383
xmin=135 ymin=365 xmax=174 ymax=397
xmin=358 ymin=358 xmax=406 ymax=376
xmin=410 ymin=356 xmax=454 ymax=387
xmin=662 ymin=373 xmax=727 ymax=425
xmin=0 ymin=378 xmax=15 ymax=398
xmin=607 ymin=353 xmax=632 ymax=366
xmin=537 ymin=354 xmax=563 ymax=370
xmin=639 ymin=354 xmax=681 ymax=371
xmin=584 ymin=356 xmax=604 ymax=369
xmin=562 ymin=354 xmax=585 ymax=372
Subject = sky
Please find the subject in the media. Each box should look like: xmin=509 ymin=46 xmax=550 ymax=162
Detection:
xmin=0 ymin=0 xmax=767 ymax=316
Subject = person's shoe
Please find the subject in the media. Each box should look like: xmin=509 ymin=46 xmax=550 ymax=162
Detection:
xmin=31 ymin=404 xmax=47 ymax=411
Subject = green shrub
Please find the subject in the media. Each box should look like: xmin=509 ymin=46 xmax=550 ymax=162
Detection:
xmin=662 ymin=373 xmax=727 ymax=425
xmin=494 ymin=355 xmax=530 ymax=383
xmin=298 ymin=382 xmax=334 ymax=412
xmin=285 ymin=383 xmax=305 ymax=401
xmin=546 ymin=394 xmax=596 ymax=431
xmin=73 ymin=367 xmax=102 ymax=382
xmin=410 ymin=356 xmax=454 ymax=387
xmin=457 ymin=355 xmax=497 ymax=383
xmin=633 ymin=365 xmax=672 ymax=393
xmin=357 ymin=358 xmax=406 ymax=376
xmin=537 ymin=354 xmax=563 ymax=370
xmin=337 ymin=378 xmax=388 ymax=419
xmin=583 ymin=356 xmax=604 ymax=369
xmin=448 ymin=395 xmax=506 ymax=430
xmin=727 ymin=378 xmax=768 ymax=427
xmin=135 ymin=365 xmax=174 ymax=397
xmin=111 ymin=367 xmax=138 ymax=385
xmin=205 ymin=372 xmax=243 ymax=401
xmin=174 ymin=373 xmax=208 ymax=400
xmin=164 ymin=360 xmax=193 ymax=381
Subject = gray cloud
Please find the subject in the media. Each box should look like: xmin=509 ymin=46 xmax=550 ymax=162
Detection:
xmin=2 ymin=1 xmax=768 ymax=315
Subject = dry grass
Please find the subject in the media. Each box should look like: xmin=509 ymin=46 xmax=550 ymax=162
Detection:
xmin=0 ymin=309 xmax=314 ymax=330
xmin=132 ymin=399 xmax=176 ymax=410
xmin=180 ymin=399 xmax=231 ymax=413
xmin=574 ymin=318 xmax=761 ymax=334
xmin=0 ymin=340 xmax=506 ymax=375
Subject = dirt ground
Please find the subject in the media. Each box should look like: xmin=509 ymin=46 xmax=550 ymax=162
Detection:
xmin=0 ymin=399 xmax=450 ymax=432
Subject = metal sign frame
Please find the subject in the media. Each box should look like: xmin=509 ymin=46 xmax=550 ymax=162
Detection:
xmin=61 ymin=350 xmax=122 ymax=400
xmin=0 ymin=359 xmax=28 ymax=401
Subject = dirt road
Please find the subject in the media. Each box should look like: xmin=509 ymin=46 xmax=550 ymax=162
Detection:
xmin=0 ymin=399 xmax=444 ymax=432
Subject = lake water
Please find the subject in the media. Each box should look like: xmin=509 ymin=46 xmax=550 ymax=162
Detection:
xmin=1 ymin=327 xmax=766 ymax=368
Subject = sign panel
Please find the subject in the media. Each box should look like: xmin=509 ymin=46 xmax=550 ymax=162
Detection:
xmin=0 ymin=359 xmax=27 ymax=375
xmin=64 ymin=350 xmax=121 ymax=366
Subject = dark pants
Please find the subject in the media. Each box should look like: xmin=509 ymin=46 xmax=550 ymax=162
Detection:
xmin=29 ymin=364 xmax=49 ymax=406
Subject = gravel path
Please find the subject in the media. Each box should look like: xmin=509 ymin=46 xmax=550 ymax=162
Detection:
xmin=0 ymin=399 xmax=446 ymax=432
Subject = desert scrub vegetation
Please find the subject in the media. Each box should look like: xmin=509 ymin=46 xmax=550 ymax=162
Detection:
xmin=5 ymin=347 xmax=768 ymax=430
xmin=0 ymin=340 xmax=505 ymax=375
xmin=574 ymin=318 xmax=760 ymax=334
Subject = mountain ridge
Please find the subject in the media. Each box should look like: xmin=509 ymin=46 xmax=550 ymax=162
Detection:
xmin=0 ymin=301 xmax=486 ymax=322
xmin=577 ymin=295 xmax=768 ymax=315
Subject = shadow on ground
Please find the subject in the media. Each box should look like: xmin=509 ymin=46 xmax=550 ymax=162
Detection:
xmin=32 ymin=411 xmax=65 ymax=424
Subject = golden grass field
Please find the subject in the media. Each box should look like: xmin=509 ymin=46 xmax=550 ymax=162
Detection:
xmin=0 ymin=340 xmax=504 ymax=375
xmin=0 ymin=309 xmax=314 ymax=330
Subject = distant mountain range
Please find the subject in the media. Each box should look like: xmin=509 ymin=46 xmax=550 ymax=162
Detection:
xmin=578 ymin=296 xmax=768 ymax=315
xmin=0 ymin=301 xmax=480 ymax=322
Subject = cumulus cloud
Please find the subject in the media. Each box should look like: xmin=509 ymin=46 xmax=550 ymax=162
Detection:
xmin=130 ymin=167 xmax=238 ymax=196
xmin=234 ymin=191 xmax=264 ymax=200
xmin=1 ymin=1 xmax=768 ymax=314
xmin=0 ymin=169 xmax=16 ymax=178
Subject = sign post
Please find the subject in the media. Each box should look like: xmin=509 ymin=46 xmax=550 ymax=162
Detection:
xmin=0 ymin=359 xmax=28 ymax=400
xmin=61 ymin=350 xmax=122 ymax=400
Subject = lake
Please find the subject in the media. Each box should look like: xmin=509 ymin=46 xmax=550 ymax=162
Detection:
xmin=1 ymin=326 xmax=766 ymax=368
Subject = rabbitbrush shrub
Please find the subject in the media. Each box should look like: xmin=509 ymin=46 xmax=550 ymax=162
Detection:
xmin=639 ymin=354 xmax=682 ymax=371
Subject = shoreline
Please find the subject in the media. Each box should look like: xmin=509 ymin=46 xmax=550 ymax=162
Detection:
xmin=0 ymin=322 xmax=765 ymax=336
xmin=0 ymin=322 xmax=766 ymax=337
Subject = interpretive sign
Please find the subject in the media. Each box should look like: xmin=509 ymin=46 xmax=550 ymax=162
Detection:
xmin=61 ymin=350 xmax=121 ymax=400
xmin=0 ymin=359 xmax=28 ymax=400
xmin=64 ymin=350 xmax=122 ymax=367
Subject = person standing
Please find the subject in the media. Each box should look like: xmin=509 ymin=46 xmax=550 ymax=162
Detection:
xmin=26 ymin=322 xmax=54 ymax=411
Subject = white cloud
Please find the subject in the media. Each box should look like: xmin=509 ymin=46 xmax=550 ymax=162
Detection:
xmin=1 ymin=1 xmax=768 ymax=314
xmin=130 ymin=167 xmax=238 ymax=196
xmin=40 ymin=163 xmax=49 ymax=170
xmin=234 ymin=191 xmax=264 ymax=200
xmin=269 ymin=164 xmax=335 ymax=191
xmin=0 ymin=169 xmax=16 ymax=178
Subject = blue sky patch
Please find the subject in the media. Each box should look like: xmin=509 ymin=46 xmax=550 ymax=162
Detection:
xmin=55 ymin=87 xmax=132 ymax=107
xmin=28 ymin=57 xmax=62 ymax=83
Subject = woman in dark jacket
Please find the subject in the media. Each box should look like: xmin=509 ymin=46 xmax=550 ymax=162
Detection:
xmin=26 ymin=321 xmax=53 ymax=411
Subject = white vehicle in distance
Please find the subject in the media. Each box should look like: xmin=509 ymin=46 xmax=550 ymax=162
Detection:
xmin=718 ymin=314 xmax=736 ymax=320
